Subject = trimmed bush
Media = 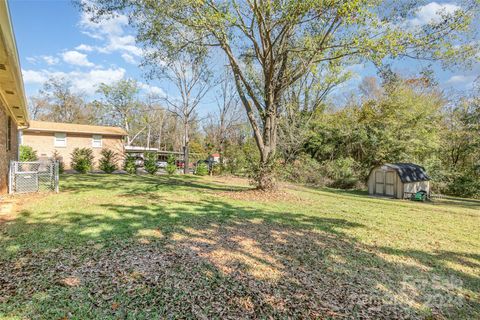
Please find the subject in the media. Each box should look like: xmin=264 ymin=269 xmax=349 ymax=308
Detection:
xmin=124 ymin=154 xmax=137 ymax=174
xmin=99 ymin=149 xmax=118 ymax=173
xmin=71 ymin=148 xmax=94 ymax=173
xmin=195 ymin=162 xmax=209 ymax=176
xmin=165 ymin=154 xmax=177 ymax=175
xmin=52 ymin=149 xmax=65 ymax=174
xmin=144 ymin=152 xmax=158 ymax=175
xmin=19 ymin=145 xmax=38 ymax=162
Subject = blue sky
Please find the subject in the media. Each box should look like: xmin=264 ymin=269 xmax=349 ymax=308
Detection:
xmin=8 ymin=0 xmax=479 ymax=113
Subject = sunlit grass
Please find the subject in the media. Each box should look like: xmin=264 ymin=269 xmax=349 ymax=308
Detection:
xmin=0 ymin=174 xmax=478 ymax=319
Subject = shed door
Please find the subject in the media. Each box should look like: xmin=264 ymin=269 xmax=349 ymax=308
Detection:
xmin=375 ymin=171 xmax=384 ymax=195
xmin=385 ymin=171 xmax=395 ymax=196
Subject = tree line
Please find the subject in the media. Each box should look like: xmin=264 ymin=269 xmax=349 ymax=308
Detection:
xmin=27 ymin=0 xmax=480 ymax=195
xmin=28 ymin=68 xmax=480 ymax=197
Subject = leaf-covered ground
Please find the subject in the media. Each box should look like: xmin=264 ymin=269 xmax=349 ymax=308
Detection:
xmin=0 ymin=174 xmax=479 ymax=319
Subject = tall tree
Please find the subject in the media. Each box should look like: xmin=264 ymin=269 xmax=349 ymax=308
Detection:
xmin=31 ymin=76 xmax=93 ymax=124
xmin=160 ymin=54 xmax=212 ymax=174
xmin=82 ymin=0 xmax=479 ymax=189
xmin=96 ymin=79 xmax=141 ymax=145
xmin=205 ymin=70 xmax=243 ymax=165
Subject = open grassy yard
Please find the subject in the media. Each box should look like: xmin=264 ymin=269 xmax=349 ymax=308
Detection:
xmin=0 ymin=174 xmax=479 ymax=319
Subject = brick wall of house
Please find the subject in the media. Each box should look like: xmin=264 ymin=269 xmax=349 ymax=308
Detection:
xmin=0 ymin=102 xmax=19 ymax=193
xmin=22 ymin=131 xmax=125 ymax=170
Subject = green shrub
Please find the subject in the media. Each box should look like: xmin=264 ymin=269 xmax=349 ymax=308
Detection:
xmin=124 ymin=154 xmax=137 ymax=174
xmin=52 ymin=149 xmax=64 ymax=174
xmin=19 ymin=145 xmax=38 ymax=162
xmin=71 ymin=148 xmax=94 ymax=173
xmin=165 ymin=154 xmax=177 ymax=175
xmin=447 ymin=172 xmax=480 ymax=198
xmin=279 ymin=154 xmax=327 ymax=186
xmin=321 ymin=157 xmax=361 ymax=189
xmin=195 ymin=162 xmax=209 ymax=176
xmin=144 ymin=152 xmax=158 ymax=175
xmin=99 ymin=149 xmax=118 ymax=173
xmin=211 ymin=163 xmax=222 ymax=176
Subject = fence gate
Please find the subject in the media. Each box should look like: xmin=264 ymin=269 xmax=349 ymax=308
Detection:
xmin=9 ymin=161 xmax=59 ymax=194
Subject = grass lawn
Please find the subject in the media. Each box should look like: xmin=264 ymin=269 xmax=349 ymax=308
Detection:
xmin=0 ymin=174 xmax=479 ymax=319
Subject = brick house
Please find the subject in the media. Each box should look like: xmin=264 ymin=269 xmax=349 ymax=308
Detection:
xmin=21 ymin=121 xmax=127 ymax=170
xmin=0 ymin=1 xmax=29 ymax=193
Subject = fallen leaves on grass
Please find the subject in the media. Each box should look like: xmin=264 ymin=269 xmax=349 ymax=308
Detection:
xmin=0 ymin=220 xmax=471 ymax=319
xmin=217 ymin=188 xmax=305 ymax=203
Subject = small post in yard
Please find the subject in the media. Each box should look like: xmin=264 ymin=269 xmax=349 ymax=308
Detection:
xmin=54 ymin=160 xmax=59 ymax=193
xmin=8 ymin=161 xmax=13 ymax=194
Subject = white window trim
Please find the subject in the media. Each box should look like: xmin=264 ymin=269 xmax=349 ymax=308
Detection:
xmin=92 ymin=134 xmax=103 ymax=148
xmin=54 ymin=132 xmax=67 ymax=148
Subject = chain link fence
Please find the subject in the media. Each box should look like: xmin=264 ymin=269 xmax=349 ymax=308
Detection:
xmin=9 ymin=161 xmax=59 ymax=194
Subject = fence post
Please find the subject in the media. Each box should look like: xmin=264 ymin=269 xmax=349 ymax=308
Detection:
xmin=8 ymin=161 xmax=13 ymax=194
xmin=55 ymin=161 xmax=59 ymax=193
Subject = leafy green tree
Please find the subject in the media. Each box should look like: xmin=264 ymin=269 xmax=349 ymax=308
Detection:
xmin=96 ymin=79 xmax=141 ymax=146
xmin=19 ymin=145 xmax=38 ymax=162
xmin=99 ymin=149 xmax=118 ymax=173
xmin=81 ymin=0 xmax=479 ymax=189
xmin=165 ymin=154 xmax=177 ymax=175
xmin=124 ymin=154 xmax=137 ymax=174
xmin=71 ymin=148 xmax=94 ymax=173
xmin=306 ymin=75 xmax=445 ymax=181
xmin=144 ymin=152 xmax=159 ymax=175
xmin=195 ymin=162 xmax=209 ymax=176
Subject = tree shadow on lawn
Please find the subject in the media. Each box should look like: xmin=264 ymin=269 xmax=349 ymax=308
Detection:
xmin=61 ymin=174 xmax=249 ymax=195
xmin=0 ymin=200 xmax=478 ymax=318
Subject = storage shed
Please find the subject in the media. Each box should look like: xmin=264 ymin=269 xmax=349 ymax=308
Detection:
xmin=367 ymin=163 xmax=430 ymax=199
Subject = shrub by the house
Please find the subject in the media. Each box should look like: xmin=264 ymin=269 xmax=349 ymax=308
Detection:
xmin=165 ymin=154 xmax=177 ymax=175
xmin=99 ymin=149 xmax=118 ymax=173
xmin=71 ymin=148 xmax=94 ymax=173
xmin=19 ymin=145 xmax=38 ymax=162
xmin=144 ymin=152 xmax=158 ymax=175
xmin=124 ymin=154 xmax=137 ymax=174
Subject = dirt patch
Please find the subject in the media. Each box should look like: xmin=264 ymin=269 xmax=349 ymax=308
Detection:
xmin=0 ymin=193 xmax=52 ymax=225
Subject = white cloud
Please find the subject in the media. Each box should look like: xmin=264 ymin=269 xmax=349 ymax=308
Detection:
xmin=446 ymin=74 xmax=477 ymax=85
xmin=121 ymin=53 xmax=137 ymax=64
xmin=140 ymin=82 xmax=166 ymax=97
xmin=22 ymin=67 xmax=126 ymax=95
xmin=73 ymin=68 xmax=126 ymax=94
xmin=25 ymin=55 xmax=60 ymax=66
xmin=22 ymin=69 xmax=48 ymax=84
xmin=409 ymin=2 xmax=461 ymax=27
xmin=62 ymin=50 xmax=95 ymax=67
xmin=75 ymin=44 xmax=94 ymax=52
xmin=43 ymin=55 xmax=60 ymax=65
xmin=79 ymin=11 xmax=143 ymax=57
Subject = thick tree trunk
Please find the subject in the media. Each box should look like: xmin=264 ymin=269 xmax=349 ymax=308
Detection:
xmin=254 ymin=113 xmax=278 ymax=190
xmin=256 ymin=150 xmax=276 ymax=190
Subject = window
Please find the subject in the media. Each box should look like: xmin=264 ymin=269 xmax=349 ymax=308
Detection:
xmin=54 ymin=132 xmax=67 ymax=147
xmin=92 ymin=134 xmax=102 ymax=148
xmin=6 ymin=116 xmax=11 ymax=151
